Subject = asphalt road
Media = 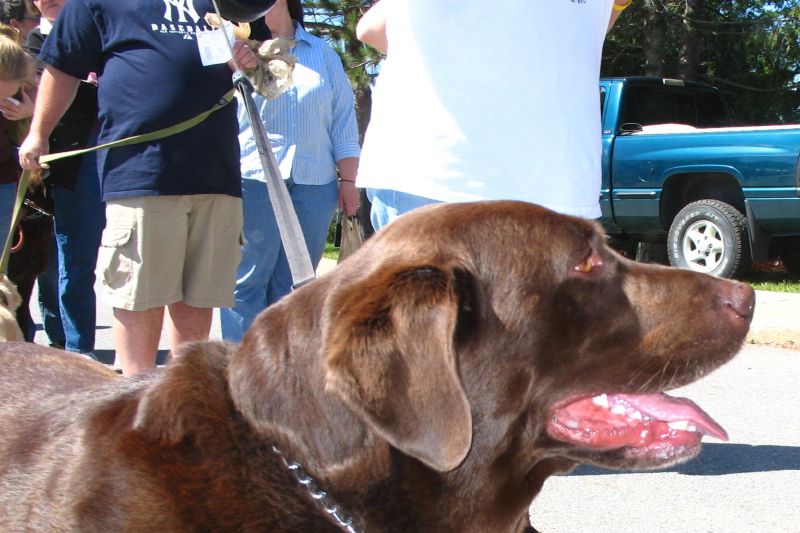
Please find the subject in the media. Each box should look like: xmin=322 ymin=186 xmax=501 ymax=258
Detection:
xmin=528 ymin=343 xmax=800 ymax=533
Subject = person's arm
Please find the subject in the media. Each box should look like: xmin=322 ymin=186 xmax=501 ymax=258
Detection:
xmin=357 ymin=0 xmax=389 ymax=53
xmin=19 ymin=65 xmax=80 ymax=171
xmin=608 ymin=0 xmax=632 ymax=32
xmin=323 ymin=43 xmax=362 ymax=216
xmin=337 ymin=157 xmax=360 ymax=216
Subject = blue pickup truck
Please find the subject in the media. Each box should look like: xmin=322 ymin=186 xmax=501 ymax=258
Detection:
xmin=600 ymin=77 xmax=800 ymax=278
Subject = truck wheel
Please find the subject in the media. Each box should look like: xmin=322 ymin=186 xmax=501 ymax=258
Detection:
xmin=667 ymin=200 xmax=750 ymax=278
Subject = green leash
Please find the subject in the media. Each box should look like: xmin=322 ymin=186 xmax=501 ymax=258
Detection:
xmin=0 ymin=90 xmax=236 ymax=273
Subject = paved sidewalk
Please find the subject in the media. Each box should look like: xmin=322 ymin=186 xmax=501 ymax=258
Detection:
xmin=31 ymin=258 xmax=799 ymax=355
xmin=746 ymin=289 xmax=800 ymax=349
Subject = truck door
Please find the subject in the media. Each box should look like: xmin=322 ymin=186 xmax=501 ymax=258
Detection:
xmin=599 ymin=80 xmax=616 ymax=225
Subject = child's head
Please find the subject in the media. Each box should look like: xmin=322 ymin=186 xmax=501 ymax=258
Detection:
xmin=0 ymin=0 xmax=40 ymax=41
xmin=0 ymin=29 xmax=34 ymax=99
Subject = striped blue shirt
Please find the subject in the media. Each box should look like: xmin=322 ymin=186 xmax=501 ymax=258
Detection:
xmin=238 ymin=23 xmax=361 ymax=185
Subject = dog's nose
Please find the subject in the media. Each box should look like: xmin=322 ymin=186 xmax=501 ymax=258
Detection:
xmin=720 ymin=280 xmax=755 ymax=321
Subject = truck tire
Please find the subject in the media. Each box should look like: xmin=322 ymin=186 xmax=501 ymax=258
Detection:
xmin=667 ymin=200 xmax=750 ymax=279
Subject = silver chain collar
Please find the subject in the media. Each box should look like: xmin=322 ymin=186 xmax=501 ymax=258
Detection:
xmin=271 ymin=445 xmax=361 ymax=533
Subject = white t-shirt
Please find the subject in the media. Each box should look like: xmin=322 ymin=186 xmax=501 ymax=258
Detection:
xmin=357 ymin=0 xmax=614 ymax=219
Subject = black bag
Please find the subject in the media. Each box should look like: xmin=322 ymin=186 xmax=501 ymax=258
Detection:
xmin=47 ymin=81 xmax=98 ymax=190
xmin=25 ymin=28 xmax=98 ymax=191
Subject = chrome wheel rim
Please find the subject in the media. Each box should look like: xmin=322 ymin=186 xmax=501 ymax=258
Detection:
xmin=682 ymin=220 xmax=725 ymax=273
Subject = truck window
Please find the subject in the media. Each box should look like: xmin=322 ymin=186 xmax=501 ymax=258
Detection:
xmin=620 ymin=84 xmax=729 ymax=128
xmin=695 ymin=91 xmax=730 ymax=127
xmin=600 ymin=86 xmax=607 ymax=121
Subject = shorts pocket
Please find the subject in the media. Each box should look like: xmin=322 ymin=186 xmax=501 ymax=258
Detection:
xmin=99 ymin=225 xmax=134 ymax=291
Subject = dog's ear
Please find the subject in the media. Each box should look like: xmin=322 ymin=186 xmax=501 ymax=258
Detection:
xmin=133 ymin=342 xmax=233 ymax=445
xmin=324 ymin=264 xmax=473 ymax=472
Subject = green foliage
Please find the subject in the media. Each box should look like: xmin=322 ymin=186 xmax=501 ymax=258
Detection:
xmin=744 ymin=271 xmax=800 ymax=292
xmin=304 ymin=1 xmax=382 ymax=89
xmin=605 ymin=1 xmax=800 ymax=124
xmin=323 ymin=241 xmax=340 ymax=260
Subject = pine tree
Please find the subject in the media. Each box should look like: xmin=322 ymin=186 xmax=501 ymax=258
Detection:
xmin=605 ymin=1 xmax=800 ymax=124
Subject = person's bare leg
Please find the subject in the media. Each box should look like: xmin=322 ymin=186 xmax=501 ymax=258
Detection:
xmin=166 ymin=301 xmax=212 ymax=353
xmin=113 ymin=307 xmax=164 ymax=376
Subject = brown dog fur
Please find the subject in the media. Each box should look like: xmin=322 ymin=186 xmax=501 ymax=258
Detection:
xmin=0 ymin=201 xmax=754 ymax=532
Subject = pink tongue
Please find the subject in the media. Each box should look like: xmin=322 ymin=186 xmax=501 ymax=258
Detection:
xmin=619 ymin=393 xmax=728 ymax=441
xmin=548 ymin=392 xmax=729 ymax=450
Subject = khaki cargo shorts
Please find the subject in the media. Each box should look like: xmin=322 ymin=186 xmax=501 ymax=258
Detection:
xmin=98 ymin=194 xmax=243 ymax=311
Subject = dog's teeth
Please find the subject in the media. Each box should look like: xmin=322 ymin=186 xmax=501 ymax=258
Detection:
xmin=564 ymin=418 xmax=580 ymax=429
xmin=592 ymin=394 xmax=609 ymax=409
xmin=630 ymin=411 xmax=643 ymax=420
xmin=611 ymin=405 xmax=627 ymax=416
xmin=667 ymin=420 xmax=697 ymax=432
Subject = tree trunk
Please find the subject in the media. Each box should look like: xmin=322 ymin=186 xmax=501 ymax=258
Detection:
xmin=643 ymin=1 xmax=667 ymax=77
xmin=679 ymin=0 xmax=703 ymax=80
xmin=354 ymin=86 xmax=372 ymax=145
xmin=354 ymin=87 xmax=375 ymax=237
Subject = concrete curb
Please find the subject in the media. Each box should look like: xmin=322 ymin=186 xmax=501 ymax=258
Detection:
xmin=747 ymin=291 xmax=800 ymax=350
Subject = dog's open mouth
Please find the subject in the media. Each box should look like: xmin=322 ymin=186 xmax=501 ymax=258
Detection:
xmin=547 ymin=393 xmax=727 ymax=459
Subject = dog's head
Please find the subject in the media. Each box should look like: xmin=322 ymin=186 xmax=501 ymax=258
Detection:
xmin=230 ymin=201 xmax=753 ymax=522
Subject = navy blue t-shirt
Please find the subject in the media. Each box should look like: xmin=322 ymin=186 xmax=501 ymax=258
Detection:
xmin=39 ymin=0 xmax=241 ymax=200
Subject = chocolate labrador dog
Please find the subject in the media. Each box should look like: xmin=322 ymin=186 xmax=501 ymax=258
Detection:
xmin=0 ymin=201 xmax=754 ymax=532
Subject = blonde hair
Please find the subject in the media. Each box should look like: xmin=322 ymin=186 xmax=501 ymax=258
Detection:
xmin=0 ymin=25 xmax=34 ymax=85
xmin=0 ymin=22 xmax=19 ymax=41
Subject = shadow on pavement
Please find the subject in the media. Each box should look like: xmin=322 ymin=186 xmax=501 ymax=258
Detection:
xmin=572 ymin=443 xmax=800 ymax=476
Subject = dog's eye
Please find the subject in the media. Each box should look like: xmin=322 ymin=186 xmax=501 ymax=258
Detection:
xmin=574 ymin=259 xmax=593 ymax=273
xmin=573 ymin=253 xmax=603 ymax=275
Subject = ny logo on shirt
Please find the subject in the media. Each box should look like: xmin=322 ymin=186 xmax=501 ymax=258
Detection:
xmin=163 ymin=0 xmax=201 ymax=23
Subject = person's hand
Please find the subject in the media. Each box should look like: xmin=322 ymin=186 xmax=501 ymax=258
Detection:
xmin=228 ymin=40 xmax=258 ymax=72
xmin=0 ymin=88 xmax=34 ymax=122
xmin=18 ymin=132 xmax=49 ymax=172
xmin=338 ymin=180 xmax=360 ymax=216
